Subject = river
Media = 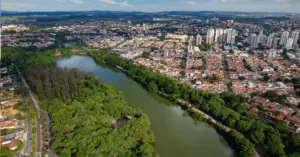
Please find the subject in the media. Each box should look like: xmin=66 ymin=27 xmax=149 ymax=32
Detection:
xmin=56 ymin=55 xmax=234 ymax=157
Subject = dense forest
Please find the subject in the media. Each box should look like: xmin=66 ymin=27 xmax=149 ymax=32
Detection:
xmin=25 ymin=66 xmax=157 ymax=157
xmin=89 ymin=51 xmax=300 ymax=157
xmin=2 ymin=47 xmax=157 ymax=157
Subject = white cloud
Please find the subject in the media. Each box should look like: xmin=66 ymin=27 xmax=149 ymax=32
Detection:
xmin=2 ymin=2 xmax=36 ymax=11
xmin=213 ymin=0 xmax=246 ymax=3
xmin=70 ymin=0 xmax=84 ymax=4
xmin=277 ymin=0 xmax=300 ymax=4
xmin=56 ymin=0 xmax=65 ymax=2
xmin=186 ymin=1 xmax=196 ymax=5
xmin=98 ymin=0 xmax=133 ymax=7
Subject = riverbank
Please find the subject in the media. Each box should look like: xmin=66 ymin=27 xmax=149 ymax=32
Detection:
xmin=3 ymin=47 xmax=298 ymax=157
xmin=109 ymin=60 xmax=232 ymax=132
xmin=65 ymin=50 xmax=300 ymax=157
xmin=158 ymin=91 xmax=262 ymax=157
xmin=57 ymin=55 xmax=235 ymax=157
xmin=88 ymin=52 xmax=258 ymax=157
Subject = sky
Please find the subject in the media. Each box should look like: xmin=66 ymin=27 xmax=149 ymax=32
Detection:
xmin=1 ymin=0 xmax=300 ymax=13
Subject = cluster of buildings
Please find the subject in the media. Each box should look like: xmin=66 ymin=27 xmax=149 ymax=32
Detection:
xmin=115 ymin=34 xmax=299 ymax=132
xmin=0 ymin=67 xmax=26 ymax=153
xmin=224 ymin=51 xmax=299 ymax=132
xmin=1 ymin=33 xmax=55 ymax=48
xmin=79 ymin=36 xmax=125 ymax=48
xmin=190 ymin=54 xmax=226 ymax=93
xmin=1 ymin=25 xmax=29 ymax=32
xmin=206 ymin=28 xmax=237 ymax=44
xmin=245 ymin=96 xmax=300 ymax=133
xmin=246 ymin=30 xmax=299 ymax=50
xmin=2 ymin=15 xmax=300 ymax=133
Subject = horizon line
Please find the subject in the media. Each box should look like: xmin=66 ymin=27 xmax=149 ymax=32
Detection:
xmin=2 ymin=10 xmax=300 ymax=15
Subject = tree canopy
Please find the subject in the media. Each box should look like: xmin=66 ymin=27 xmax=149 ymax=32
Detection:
xmin=26 ymin=67 xmax=157 ymax=157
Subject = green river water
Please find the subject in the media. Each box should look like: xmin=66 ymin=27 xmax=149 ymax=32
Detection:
xmin=57 ymin=55 xmax=234 ymax=157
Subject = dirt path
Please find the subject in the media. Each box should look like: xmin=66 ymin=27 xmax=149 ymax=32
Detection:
xmin=177 ymin=99 xmax=232 ymax=132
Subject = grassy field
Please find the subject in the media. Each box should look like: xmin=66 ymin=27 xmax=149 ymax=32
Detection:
xmin=1 ymin=17 xmax=18 ymax=24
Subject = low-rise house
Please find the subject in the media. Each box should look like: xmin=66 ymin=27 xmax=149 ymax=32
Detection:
xmin=251 ymin=106 xmax=259 ymax=113
xmin=0 ymin=77 xmax=13 ymax=87
xmin=0 ymin=120 xmax=17 ymax=130
xmin=284 ymin=116 xmax=300 ymax=132
xmin=0 ymin=139 xmax=17 ymax=150
xmin=0 ymin=67 xmax=8 ymax=74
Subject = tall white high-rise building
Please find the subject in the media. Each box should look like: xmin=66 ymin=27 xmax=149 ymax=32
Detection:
xmin=272 ymin=37 xmax=280 ymax=49
xmin=226 ymin=29 xmax=237 ymax=44
xmin=249 ymin=34 xmax=258 ymax=47
xmin=215 ymin=29 xmax=224 ymax=43
xmin=256 ymin=35 xmax=265 ymax=45
xmin=291 ymin=31 xmax=299 ymax=47
xmin=259 ymin=30 xmax=264 ymax=36
xmin=266 ymin=33 xmax=274 ymax=48
xmin=223 ymin=29 xmax=228 ymax=43
xmin=231 ymin=29 xmax=237 ymax=44
xmin=188 ymin=36 xmax=194 ymax=50
xmin=285 ymin=38 xmax=294 ymax=49
xmin=196 ymin=34 xmax=202 ymax=46
xmin=206 ymin=29 xmax=215 ymax=44
xmin=262 ymin=36 xmax=268 ymax=46
xmin=279 ymin=31 xmax=289 ymax=46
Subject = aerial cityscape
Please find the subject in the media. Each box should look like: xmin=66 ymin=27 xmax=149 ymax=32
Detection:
xmin=1 ymin=0 xmax=300 ymax=157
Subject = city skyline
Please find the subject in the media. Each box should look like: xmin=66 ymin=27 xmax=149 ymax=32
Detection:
xmin=2 ymin=0 xmax=300 ymax=13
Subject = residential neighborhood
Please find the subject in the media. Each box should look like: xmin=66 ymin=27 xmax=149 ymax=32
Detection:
xmin=0 ymin=66 xmax=36 ymax=157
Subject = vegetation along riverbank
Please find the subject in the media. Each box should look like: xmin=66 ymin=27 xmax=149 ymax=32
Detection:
xmin=2 ymin=47 xmax=300 ymax=157
xmin=89 ymin=50 xmax=300 ymax=157
xmin=1 ymin=47 xmax=158 ymax=157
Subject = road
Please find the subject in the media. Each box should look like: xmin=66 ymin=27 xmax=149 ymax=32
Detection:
xmin=221 ymin=52 xmax=232 ymax=92
xmin=44 ymin=112 xmax=57 ymax=157
xmin=17 ymin=68 xmax=42 ymax=157
xmin=21 ymin=95 xmax=33 ymax=157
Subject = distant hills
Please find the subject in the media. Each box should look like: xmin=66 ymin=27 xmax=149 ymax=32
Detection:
xmin=1 ymin=10 xmax=299 ymax=16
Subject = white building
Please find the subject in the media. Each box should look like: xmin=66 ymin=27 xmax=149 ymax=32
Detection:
xmin=249 ymin=34 xmax=258 ymax=47
xmin=291 ymin=31 xmax=299 ymax=47
xmin=206 ymin=29 xmax=215 ymax=44
xmin=99 ymin=29 xmax=107 ymax=35
xmin=285 ymin=38 xmax=294 ymax=49
xmin=256 ymin=35 xmax=266 ymax=46
xmin=196 ymin=34 xmax=202 ymax=46
xmin=188 ymin=36 xmax=194 ymax=50
xmin=266 ymin=33 xmax=274 ymax=48
xmin=215 ymin=29 xmax=224 ymax=43
xmin=279 ymin=31 xmax=289 ymax=46
xmin=164 ymin=50 xmax=169 ymax=57
xmin=266 ymin=49 xmax=277 ymax=60
xmin=225 ymin=29 xmax=237 ymax=44
xmin=272 ymin=37 xmax=280 ymax=49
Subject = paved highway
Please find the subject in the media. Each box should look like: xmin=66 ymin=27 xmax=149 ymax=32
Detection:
xmin=22 ymin=95 xmax=33 ymax=157
xmin=17 ymin=68 xmax=42 ymax=157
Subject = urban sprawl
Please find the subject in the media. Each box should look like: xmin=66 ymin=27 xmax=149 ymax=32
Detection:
xmin=1 ymin=15 xmax=300 ymax=155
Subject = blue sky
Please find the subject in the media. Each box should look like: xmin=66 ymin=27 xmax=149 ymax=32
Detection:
xmin=1 ymin=0 xmax=300 ymax=13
